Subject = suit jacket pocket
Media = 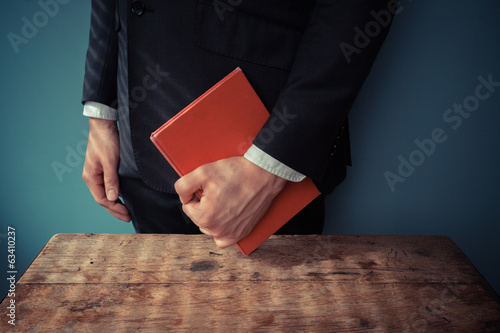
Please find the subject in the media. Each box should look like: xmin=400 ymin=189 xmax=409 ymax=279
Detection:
xmin=195 ymin=1 xmax=303 ymax=71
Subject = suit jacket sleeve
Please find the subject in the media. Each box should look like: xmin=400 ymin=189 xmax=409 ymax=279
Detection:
xmin=253 ymin=0 xmax=395 ymax=183
xmin=81 ymin=0 xmax=119 ymax=108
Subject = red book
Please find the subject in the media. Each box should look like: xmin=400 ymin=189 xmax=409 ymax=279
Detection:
xmin=150 ymin=68 xmax=320 ymax=255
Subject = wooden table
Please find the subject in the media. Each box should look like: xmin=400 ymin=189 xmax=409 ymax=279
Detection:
xmin=1 ymin=234 xmax=499 ymax=332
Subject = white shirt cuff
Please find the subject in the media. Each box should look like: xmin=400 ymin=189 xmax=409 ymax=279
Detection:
xmin=83 ymin=101 xmax=118 ymax=121
xmin=244 ymin=144 xmax=306 ymax=182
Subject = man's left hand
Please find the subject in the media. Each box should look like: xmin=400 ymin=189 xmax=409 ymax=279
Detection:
xmin=174 ymin=156 xmax=287 ymax=248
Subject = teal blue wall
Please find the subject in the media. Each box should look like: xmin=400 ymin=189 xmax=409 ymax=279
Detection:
xmin=0 ymin=1 xmax=135 ymax=299
xmin=324 ymin=0 xmax=500 ymax=294
xmin=1 ymin=0 xmax=499 ymax=299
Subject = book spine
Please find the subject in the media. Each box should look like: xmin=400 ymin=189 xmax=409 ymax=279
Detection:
xmin=150 ymin=135 xmax=185 ymax=177
xmin=150 ymin=135 xmax=202 ymax=201
xmin=235 ymin=243 xmax=249 ymax=256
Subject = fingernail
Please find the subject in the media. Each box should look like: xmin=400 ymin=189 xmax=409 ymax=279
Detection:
xmin=107 ymin=189 xmax=118 ymax=201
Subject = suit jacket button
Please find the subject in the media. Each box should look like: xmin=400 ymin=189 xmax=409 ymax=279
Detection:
xmin=131 ymin=0 xmax=145 ymax=16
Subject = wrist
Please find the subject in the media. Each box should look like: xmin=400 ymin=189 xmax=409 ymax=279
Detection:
xmin=243 ymin=157 xmax=287 ymax=193
xmin=89 ymin=117 xmax=118 ymax=132
xmin=268 ymin=172 xmax=288 ymax=193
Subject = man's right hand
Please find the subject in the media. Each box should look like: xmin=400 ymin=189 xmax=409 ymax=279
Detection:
xmin=82 ymin=118 xmax=131 ymax=222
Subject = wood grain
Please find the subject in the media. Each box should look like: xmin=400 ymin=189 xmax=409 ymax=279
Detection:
xmin=1 ymin=234 xmax=499 ymax=332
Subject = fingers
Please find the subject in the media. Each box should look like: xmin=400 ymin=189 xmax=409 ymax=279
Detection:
xmin=213 ymin=237 xmax=238 ymax=249
xmin=103 ymin=161 xmax=120 ymax=202
xmin=82 ymin=163 xmax=106 ymax=203
xmin=180 ymin=193 xmax=222 ymax=239
xmin=83 ymin=118 xmax=131 ymax=222
xmin=180 ymin=197 xmax=213 ymax=233
xmin=176 ymin=158 xmax=266 ymax=248
xmin=83 ymin=168 xmax=131 ymax=222
xmin=175 ymin=169 xmax=206 ymax=204
xmin=180 ymin=200 xmax=200 ymax=225
xmin=96 ymin=194 xmax=131 ymax=222
xmin=104 ymin=200 xmax=131 ymax=222
xmin=198 ymin=226 xmax=214 ymax=237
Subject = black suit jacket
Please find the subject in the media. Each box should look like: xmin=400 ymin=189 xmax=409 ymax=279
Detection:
xmin=82 ymin=0 xmax=393 ymax=194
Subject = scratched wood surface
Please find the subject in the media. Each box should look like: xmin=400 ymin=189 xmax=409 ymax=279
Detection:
xmin=1 ymin=234 xmax=499 ymax=332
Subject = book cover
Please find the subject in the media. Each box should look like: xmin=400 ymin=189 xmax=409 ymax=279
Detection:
xmin=151 ymin=67 xmax=320 ymax=255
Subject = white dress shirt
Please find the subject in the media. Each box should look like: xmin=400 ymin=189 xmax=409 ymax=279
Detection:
xmin=83 ymin=102 xmax=306 ymax=182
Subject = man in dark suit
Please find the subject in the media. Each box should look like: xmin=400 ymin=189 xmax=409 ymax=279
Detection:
xmin=82 ymin=0 xmax=394 ymax=248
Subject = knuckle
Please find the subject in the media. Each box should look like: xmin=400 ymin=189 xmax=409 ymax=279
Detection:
xmin=196 ymin=165 xmax=210 ymax=180
xmin=103 ymin=174 xmax=116 ymax=186
xmin=214 ymin=237 xmax=233 ymax=249
xmin=81 ymin=168 xmax=90 ymax=182
xmin=174 ymin=179 xmax=182 ymax=193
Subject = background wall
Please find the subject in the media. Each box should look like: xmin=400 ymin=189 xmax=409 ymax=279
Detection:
xmin=1 ymin=0 xmax=499 ymax=299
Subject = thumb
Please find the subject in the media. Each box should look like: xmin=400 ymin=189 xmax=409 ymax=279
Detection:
xmin=175 ymin=169 xmax=206 ymax=204
xmin=103 ymin=164 xmax=120 ymax=202
xmin=180 ymin=198 xmax=203 ymax=225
